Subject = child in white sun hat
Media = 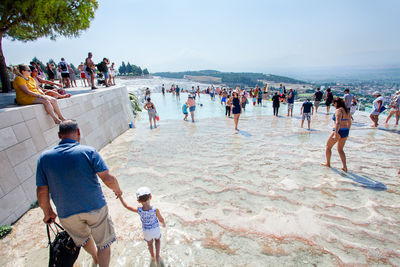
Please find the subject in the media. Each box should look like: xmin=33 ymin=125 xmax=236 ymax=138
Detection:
xmin=119 ymin=187 xmax=166 ymax=265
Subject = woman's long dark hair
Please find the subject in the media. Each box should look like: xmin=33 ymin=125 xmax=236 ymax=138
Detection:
xmin=333 ymin=97 xmax=349 ymax=114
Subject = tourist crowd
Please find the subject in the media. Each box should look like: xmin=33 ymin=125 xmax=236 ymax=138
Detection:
xmin=9 ymin=52 xmax=118 ymax=124
xmin=148 ymin=84 xmax=399 ymax=173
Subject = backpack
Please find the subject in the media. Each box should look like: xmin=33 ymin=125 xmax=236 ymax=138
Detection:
xmin=97 ymin=62 xmax=107 ymax=72
xmin=59 ymin=62 xmax=68 ymax=72
xmin=47 ymin=222 xmax=80 ymax=267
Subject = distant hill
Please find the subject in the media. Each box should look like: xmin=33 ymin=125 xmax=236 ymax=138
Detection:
xmin=152 ymin=70 xmax=305 ymax=87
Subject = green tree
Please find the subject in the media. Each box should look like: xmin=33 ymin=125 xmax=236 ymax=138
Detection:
xmin=119 ymin=61 xmax=126 ymax=75
xmin=0 ymin=0 xmax=99 ymax=92
xmin=143 ymin=68 xmax=149 ymax=75
xmin=126 ymin=62 xmax=133 ymax=74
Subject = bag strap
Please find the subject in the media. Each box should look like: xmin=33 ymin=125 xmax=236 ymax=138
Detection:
xmin=46 ymin=222 xmax=65 ymax=244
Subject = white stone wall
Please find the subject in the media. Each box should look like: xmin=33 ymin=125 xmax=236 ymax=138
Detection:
xmin=0 ymin=86 xmax=134 ymax=226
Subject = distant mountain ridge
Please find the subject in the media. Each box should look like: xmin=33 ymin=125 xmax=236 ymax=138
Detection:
xmin=152 ymin=70 xmax=305 ymax=87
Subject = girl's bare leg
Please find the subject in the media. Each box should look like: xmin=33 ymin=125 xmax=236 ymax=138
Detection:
xmin=147 ymin=240 xmax=155 ymax=260
xmin=155 ymin=239 xmax=161 ymax=262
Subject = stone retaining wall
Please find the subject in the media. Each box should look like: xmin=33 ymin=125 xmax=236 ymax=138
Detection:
xmin=0 ymin=86 xmax=134 ymax=225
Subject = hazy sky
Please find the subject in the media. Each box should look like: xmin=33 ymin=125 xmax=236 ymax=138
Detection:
xmin=4 ymin=0 xmax=400 ymax=76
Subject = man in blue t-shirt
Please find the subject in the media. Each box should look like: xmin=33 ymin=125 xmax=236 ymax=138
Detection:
xmin=300 ymin=99 xmax=314 ymax=129
xmin=36 ymin=120 xmax=122 ymax=267
xmin=287 ymin=89 xmax=295 ymax=117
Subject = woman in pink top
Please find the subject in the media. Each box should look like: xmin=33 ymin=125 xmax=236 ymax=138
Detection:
xmin=186 ymin=95 xmax=196 ymax=122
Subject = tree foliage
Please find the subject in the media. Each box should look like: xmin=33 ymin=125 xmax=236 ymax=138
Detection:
xmin=119 ymin=61 xmax=127 ymax=75
xmin=118 ymin=61 xmax=147 ymax=76
xmin=1 ymin=0 xmax=99 ymax=41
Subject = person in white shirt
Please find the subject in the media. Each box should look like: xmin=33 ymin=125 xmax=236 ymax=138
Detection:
xmin=370 ymin=91 xmax=385 ymax=127
xmin=385 ymin=90 xmax=400 ymax=125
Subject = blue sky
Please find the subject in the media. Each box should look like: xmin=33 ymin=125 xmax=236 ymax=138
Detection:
xmin=4 ymin=0 xmax=400 ymax=77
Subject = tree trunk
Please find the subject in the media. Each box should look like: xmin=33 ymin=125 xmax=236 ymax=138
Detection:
xmin=0 ymin=34 xmax=11 ymax=93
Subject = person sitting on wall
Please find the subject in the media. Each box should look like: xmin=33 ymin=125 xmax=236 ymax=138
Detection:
xmin=13 ymin=64 xmax=66 ymax=124
xmin=30 ymin=66 xmax=71 ymax=99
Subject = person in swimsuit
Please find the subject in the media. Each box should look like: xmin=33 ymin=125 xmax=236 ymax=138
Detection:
xmin=119 ymin=187 xmax=166 ymax=265
xmin=85 ymin=52 xmax=97 ymax=89
xmin=221 ymin=89 xmax=228 ymax=105
xmin=46 ymin=62 xmax=56 ymax=82
xmin=186 ymin=95 xmax=196 ymax=122
xmin=197 ymin=86 xmax=201 ymax=98
xmin=231 ymin=91 xmax=242 ymax=132
xmin=287 ymin=89 xmax=295 ymax=117
xmin=252 ymin=88 xmax=257 ymax=106
xmin=144 ymin=97 xmax=157 ymax=129
xmin=241 ymin=93 xmax=248 ymax=111
xmin=385 ymin=90 xmax=400 ymax=125
xmin=325 ymin=88 xmax=334 ymax=115
xmin=182 ymin=103 xmax=188 ymax=121
xmin=225 ymin=94 xmax=232 ymax=117
xmin=321 ymin=97 xmax=352 ymax=172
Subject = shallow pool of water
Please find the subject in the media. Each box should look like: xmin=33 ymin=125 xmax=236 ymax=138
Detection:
xmin=1 ymin=91 xmax=399 ymax=267
xmin=99 ymin=93 xmax=400 ymax=266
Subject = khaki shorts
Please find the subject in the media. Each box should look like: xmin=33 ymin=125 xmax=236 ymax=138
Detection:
xmin=314 ymin=101 xmax=320 ymax=108
xmin=60 ymin=205 xmax=116 ymax=249
xmin=302 ymin=112 xmax=311 ymax=121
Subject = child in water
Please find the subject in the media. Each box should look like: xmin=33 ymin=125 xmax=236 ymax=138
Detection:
xmin=182 ymin=103 xmax=188 ymax=121
xmin=119 ymin=187 xmax=166 ymax=265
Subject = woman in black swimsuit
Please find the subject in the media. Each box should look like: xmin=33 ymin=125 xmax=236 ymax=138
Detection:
xmin=231 ymin=91 xmax=242 ymax=132
xmin=325 ymin=88 xmax=334 ymax=115
xmin=46 ymin=62 xmax=56 ymax=81
xmin=144 ymin=98 xmax=157 ymax=129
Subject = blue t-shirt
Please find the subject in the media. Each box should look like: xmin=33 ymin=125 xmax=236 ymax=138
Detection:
xmin=36 ymin=139 xmax=108 ymax=218
xmin=287 ymin=92 xmax=295 ymax=103
xmin=182 ymin=104 xmax=188 ymax=113
xmin=302 ymin=101 xmax=313 ymax=113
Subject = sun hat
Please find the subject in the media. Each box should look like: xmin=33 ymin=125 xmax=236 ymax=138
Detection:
xmin=373 ymin=91 xmax=381 ymax=96
xmin=136 ymin=187 xmax=151 ymax=199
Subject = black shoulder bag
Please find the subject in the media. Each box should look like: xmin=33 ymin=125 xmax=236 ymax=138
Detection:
xmin=47 ymin=222 xmax=80 ymax=267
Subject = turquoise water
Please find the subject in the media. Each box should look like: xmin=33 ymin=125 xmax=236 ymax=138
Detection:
xmin=95 ymin=91 xmax=400 ymax=266
xmin=138 ymin=92 xmax=278 ymax=121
